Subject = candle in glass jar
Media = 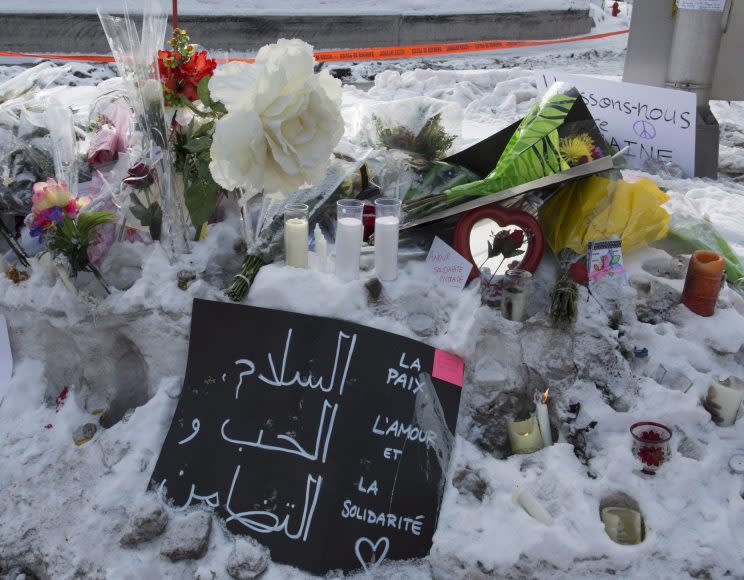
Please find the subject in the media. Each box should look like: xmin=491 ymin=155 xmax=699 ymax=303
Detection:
xmin=601 ymin=507 xmax=643 ymax=545
xmin=284 ymin=204 xmax=309 ymax=269
xmin=507 ymin=415 xmax=544 ymax=455
xmin=681 ymin=250 xmax=725 ymax=316
xmin=706 ymin=377 xmax=744 ymax=427
xmin=335 ymin=199 xmax=364 ymax=281
xmin=374 ymin=198 xmax=401 ymax=282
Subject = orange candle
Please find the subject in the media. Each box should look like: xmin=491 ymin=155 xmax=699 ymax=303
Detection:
xmin=681 ymin=251 xmax=725 ymax=317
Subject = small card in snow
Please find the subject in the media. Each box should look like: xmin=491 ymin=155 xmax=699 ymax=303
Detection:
xmin=587 ymin=239 xmax=627 ymax=285
xmin=426 ymin=236 xmax=473 ymax=290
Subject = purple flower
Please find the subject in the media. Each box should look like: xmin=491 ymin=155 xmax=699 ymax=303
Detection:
xmin=591 ymin=146 xmax=603 ymax=160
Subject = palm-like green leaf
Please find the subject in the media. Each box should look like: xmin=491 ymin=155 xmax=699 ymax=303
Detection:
xmin=445 ymin=92 xmax=576 ymax=200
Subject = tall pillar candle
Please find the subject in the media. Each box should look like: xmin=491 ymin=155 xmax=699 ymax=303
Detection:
xmin=681 ymin=250 xmax=725 ymax=316
xmin=284 ymin=203 xmax=309 ymax=269
xmin=335 ymin=199 xmax=364 ymax=281
xmin=535 ymin=389 xmax=552 ymax=447
xmin=706 ymin=377 xmax=744 ymax=427
xmin=374 ymin=198 xmax=401 ymax=282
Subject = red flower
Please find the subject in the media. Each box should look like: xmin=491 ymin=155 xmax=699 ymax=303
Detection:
xmin=158 ymin=49 xmax=216 ymax=105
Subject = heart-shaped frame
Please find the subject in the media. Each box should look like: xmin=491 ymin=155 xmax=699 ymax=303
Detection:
xmin=453 ymin=204 xmax=545 ymax=282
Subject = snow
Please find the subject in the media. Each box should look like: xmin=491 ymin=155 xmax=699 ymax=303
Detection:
xmin=0 ymin=0 xmax=590 ymax=16
xmin=2 ymin=3 xmax=744 ymax=578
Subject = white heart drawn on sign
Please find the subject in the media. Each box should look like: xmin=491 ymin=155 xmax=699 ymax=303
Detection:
xmin=354 ymin=536 xmax=390 ymax=571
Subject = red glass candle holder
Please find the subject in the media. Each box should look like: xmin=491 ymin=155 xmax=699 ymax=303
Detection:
xmin=630 ymin=421 xmax=672 ymax=475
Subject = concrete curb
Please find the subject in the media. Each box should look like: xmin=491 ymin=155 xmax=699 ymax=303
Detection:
xmin=0 ymin=10 xmax=592 ymax=53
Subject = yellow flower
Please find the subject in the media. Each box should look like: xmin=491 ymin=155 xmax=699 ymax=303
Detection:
xmin=559 ymin=133 xmax=595 ymax=166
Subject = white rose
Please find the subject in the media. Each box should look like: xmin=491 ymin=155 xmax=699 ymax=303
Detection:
xmin=208 ymin=40 xmax=344 ymax=196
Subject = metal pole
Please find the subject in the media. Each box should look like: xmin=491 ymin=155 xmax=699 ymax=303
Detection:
xmin=666 ymin=4 xmax=725 ymax=109
xmin=172 ymin=0 xmax=178 ymax=30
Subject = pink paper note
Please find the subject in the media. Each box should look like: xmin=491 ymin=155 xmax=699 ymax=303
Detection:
xmin=433 ymin=349 xmax=464 ymax=388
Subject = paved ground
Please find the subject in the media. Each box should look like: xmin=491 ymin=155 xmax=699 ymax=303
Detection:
xmin=0 ymin=10 xmax=593 ymax=54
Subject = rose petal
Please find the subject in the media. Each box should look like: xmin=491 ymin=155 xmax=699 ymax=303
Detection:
xmin=209 ymin=109 xmax=267 ymax=192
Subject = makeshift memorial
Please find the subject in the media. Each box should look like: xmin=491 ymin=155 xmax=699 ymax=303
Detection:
xmin=283 ymin=203 xmax=309 ymax=268
xmin=335 ymin=199 xmax=364 ymax=281
xmin=630 ymin=421 xmax=672 ymax=475
xmin=704 ymin=377 xmax=744 ymax=427
xmin=511 ymin=485 xmax=553 ymax=525
xmin=601 ymin=507 xmax=643 ymax=545
xmin=374 ymin=197 xmax=401 ymax=282
xmin=535 ymin=389 xmax=552 ymax=448
xmin=501 ymin=269 xmax=532 ymax=322
xmin=540 ymin=175 xmax=670 ymax=324
xmin=99 ymin=2 xmax=191 ymax=260
xmin=150 ymin=300 xmax=463 ymax=574
xmin=507 ymin=414 xmax=544 ymax=455
xmin=25 ymin=178 xmax=114 ymax=293
xmin=313 ymin=224 xmax=329 ymax=273
xmin=680 ymin=250 xmax=725 ymax=317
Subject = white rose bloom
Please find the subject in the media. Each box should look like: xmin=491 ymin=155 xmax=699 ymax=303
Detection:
xmin=208 ymin=40 xmax=344 ymax=196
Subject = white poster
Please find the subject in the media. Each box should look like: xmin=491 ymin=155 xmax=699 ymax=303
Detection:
xmin=536 ymin=71 xmax=697 ymax=176
xmin=677 ymin=0 xmax=726 ymax=11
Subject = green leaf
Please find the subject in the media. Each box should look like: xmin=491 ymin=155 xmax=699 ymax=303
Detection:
xmin=184 ymin=180 xmax=217 ymax=230
xmin=183 ymin=137 xmax=212 ymax=153
xmin=197 ymin=76 xmax=213 ymax=107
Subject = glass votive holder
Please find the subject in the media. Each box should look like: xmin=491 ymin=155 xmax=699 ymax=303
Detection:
xmin=501 ymin=269 xmax=532 ymax=322
xmin=335 ymin=199 xmax=364 ymax=281
xmin=284 ymin=203 xmax=309 ymax=269
xmin=374 ymin=198 xmax=402 ymax=282
xmin=630 ymin=421 xmax=672 ymax=475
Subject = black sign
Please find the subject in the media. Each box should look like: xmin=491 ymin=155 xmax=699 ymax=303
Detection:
xmin=150 ymin=299 xmax=463 ymax=574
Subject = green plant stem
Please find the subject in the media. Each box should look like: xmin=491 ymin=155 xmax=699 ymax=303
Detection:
xmin=87 ymin=263 xmax=111 ymax=295
xmin=225 ymin=254 xmax=267 ymax=302
xmin=0 ymin=219 xmax=30 ymax=268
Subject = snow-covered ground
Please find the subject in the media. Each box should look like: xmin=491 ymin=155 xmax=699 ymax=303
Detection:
xmin=4 ymin=3 xmax=744 ymax=579
xmin=0 ymin=0 xmax=589 ymax=16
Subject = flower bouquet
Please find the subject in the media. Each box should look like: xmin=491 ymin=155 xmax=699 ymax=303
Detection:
xmin=398 ymin=84 xmax=613 ymax=231
xmin=98 ymin=0 xmax=191 ymax=259
xmin=25 ymin=178 xmax=114 ymax=293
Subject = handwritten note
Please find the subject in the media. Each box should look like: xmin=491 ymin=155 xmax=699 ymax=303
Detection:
xmin=536 ymin=71 xmax=697 ymax=176
xmin=425 ymin=236 xmax=473 ymax=290
xmin=150 ymin=300 xmax=463 ymax=575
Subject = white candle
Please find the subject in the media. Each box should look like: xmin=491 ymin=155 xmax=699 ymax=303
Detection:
xmin=374 ymin=215 xmax=400 ymax=281
xmin=314 ymin=224 xmax=328 ymax=273
xmin=507 ymin=415 xmax=544 ymax=455
xmin=706 ymin=378 xmax=744 ymax=427
xmin=502 ymin=287 xmax=529 ymax=321
xmin=601 ymin=507 xmax=643 ymax=545
xmin=335 ymin=217 xmax=363 ymax=281
xmin=535 ymin=389 xmax=553 ymax=448
xmin=284 ymin=217 xmax=308 ymax=268
xmin=512 ymin=485 xmax=553 ymax=525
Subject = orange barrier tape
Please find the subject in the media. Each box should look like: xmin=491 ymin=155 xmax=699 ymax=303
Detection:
xmin=0 ymin=28 xmax=628 ymax=64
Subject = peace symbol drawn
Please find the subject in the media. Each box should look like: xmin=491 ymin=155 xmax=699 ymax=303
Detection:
xmin=633 ymin=120 xmax=656 ymax=140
